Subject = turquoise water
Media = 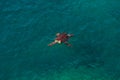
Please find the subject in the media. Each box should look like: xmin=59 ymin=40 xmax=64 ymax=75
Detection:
xmin=0 ymin=0 xmax=120 ymax=80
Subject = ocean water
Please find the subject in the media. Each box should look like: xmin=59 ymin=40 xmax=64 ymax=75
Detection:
xmin=0 ymin=0 xmax=120 ymax=80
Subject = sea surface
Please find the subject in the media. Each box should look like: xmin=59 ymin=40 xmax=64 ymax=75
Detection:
xmin=0 ymin=0 xmax=120 ymax=80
